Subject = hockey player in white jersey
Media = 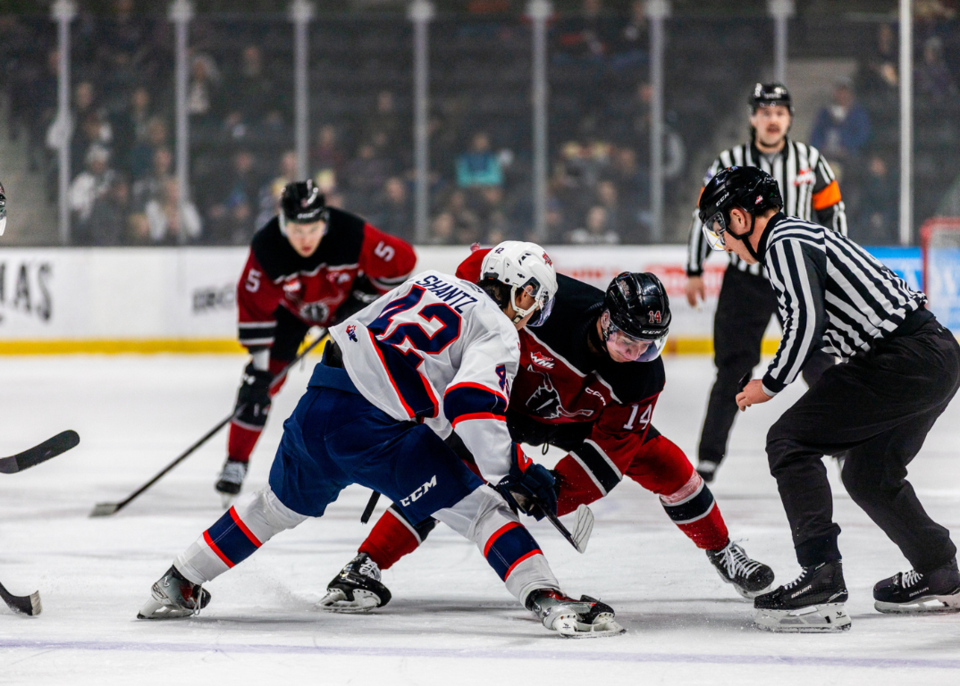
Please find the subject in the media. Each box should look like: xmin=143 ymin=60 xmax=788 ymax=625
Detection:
xmin=138 ymin=241 xmax=624 ymax=638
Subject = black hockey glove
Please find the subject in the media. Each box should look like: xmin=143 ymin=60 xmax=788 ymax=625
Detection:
xmin=235 ymin=362 xmax=273 ymax=427
xmin=495 ymin=446 xmax=557 ymax=521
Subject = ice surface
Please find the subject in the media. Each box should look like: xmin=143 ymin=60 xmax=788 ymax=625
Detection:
xmin=1 ymin=354 xmax=959 ymax=685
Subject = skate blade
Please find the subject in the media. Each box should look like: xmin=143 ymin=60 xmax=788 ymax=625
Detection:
xmin=754 ymin=603 xmax=851 ymax=633
xmin=875 ymin=592 xmax=960 ymax=614
xmin=137 ymin=597 xmax=194 ymax=620
xmin=219 ymin=492 xmax=238 ymax=509
xmin=317 ymin=588 xmax=382 ymax=613
xmin=554 ymin=612 xmax=625 ymax=639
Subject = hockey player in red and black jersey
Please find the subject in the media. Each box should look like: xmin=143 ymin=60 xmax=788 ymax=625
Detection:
xmin=318 ymin=248 xmax=775 ymax=612
xmin=216 ymin=180 xmax=416 ymax=504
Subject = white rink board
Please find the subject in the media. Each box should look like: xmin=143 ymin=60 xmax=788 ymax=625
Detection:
xmin=0 ymin=246 xmax=729 ymax=342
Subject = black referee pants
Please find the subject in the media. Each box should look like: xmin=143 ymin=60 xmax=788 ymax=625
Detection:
xmin=767 ymin=318 xmax=960 ymax=573
xmin=698 ymin=266 xmax=834 ymax=466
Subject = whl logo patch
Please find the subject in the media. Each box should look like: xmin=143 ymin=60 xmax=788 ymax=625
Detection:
xmin=530 ymin=351 xmax=555 ymax=369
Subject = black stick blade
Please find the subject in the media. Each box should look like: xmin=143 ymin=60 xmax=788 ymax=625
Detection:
xmin=0 ymin=582 xmax=42 ymax=616
xmin=0 ymin=430 xmax=80 ymax=475
xmin=89 ymin=502 xmax=121 ymax=518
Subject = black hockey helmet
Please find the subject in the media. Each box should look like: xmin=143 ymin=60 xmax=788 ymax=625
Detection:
xmin=698 ymin=166 xmax=782 ymax=250
xmin=600 ymin=272 xmax=670 ymax=362
xmin=280 ymin=179 xmax=328 ymax=232
xmin=749 ymin=82 xmax=793 ymax=114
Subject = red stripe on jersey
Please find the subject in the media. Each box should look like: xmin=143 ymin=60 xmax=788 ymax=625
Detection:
xmin=483 ymin=522 xmax=521 ymax=557
xmin=367 ymin=328 xmax=416 ymax=418
xmin=504 ymin=549 xmax=543 ymax=581
xmin=451 ymin=412 xmax=507 ymax=428
xmin=203 ymin=530 xmax=235 ymax=568
xmin=228 ymin=507 xmax=262 ymax=547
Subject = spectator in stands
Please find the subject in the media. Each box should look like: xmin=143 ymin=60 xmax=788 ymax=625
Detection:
xmin=69 ymin=144 xmax=116 ymax=238
xmin=366 ymin=90 xmax=402 ymax=154
xmin=935 ymin=169 xmax=960 ymax=218
xmin=128 ymin=116 xmax=169 ymax=180
xmin=810 ymin=78 xmax=871 ymax=177
xmin=312 ymin=124 xmax=345 ymax=185
xmin=611 ymin=0 xmax=649 ymax=71
xmin=84 ymin=173 xmax=132 ymax=246
xmin=428 ymin=212 xmax=456 ymax=245
xmin=187 ymin=53 xmax=222 ymax=133
xmin=144 ymin=177 xmax=202 ymax=245
xmin=609 ymin=146 xmax=649 ymax=240
xmin=112 ymin=86 xmax=155 ymax=174
xmin=915 ymin=36 xmax=957 ymax=102
xmin=545 ymin=196 xmax=568 ymax=243
xmin=555 ymin=0 xmax=616 ymax=63
xmin=858 ymin=23 xmax=899 ymax=95
xmin=19 ymin=48 xmax=59 ymax=175
xmin=594 ymin=179 xmax=622 ymax=236
xmin=228 ymin=45 xmax=275 ymax=126
xmin=373 ymin=176 xmax=413 ymax=241
xmin=343 ymin=140 xmax=392 ymax=208
xmin=442 ymin=189 xmax=481 ymax=244
xmin=856 ymin=155 xmax=898 ymax=245
xmin=257 ymin=150 xmax=298 ymax=227
xmin=132 ymin=146 xmax=173 ymax=212
xmin=97 ymin=0 xmax=152 ymax=100
xmin=205 ymin=149 xmax=261 ymax=245
xmin=456 ymin=131 xmax=503 ymax=188
xmin=568 ymin=205 xmax=619 ymax=244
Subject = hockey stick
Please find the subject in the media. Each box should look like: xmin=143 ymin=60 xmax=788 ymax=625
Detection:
xmin=0 ymin=430 xmax=80 ymax=475
xmin=90 ymin=330 xmax=328 ymax=518
xmin=360 ymin=491 xmax=381 ymax=524
xmin=0 ymin=581 xmax=41 ymax=616
xmin=543 ymin=504 xmax=594 ymax=554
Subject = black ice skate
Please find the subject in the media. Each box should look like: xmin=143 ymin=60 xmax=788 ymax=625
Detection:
xmin=137 ymin=566 xmax=211 ymax=620
xmin=753 ymin=560 xmax=851 ymax=633
xmin=215 ymin=458 xmax=248 ymax=508
xmin=707 ymin=540 xmax=775 ymax=599
xmin=525 ymin=589 xmax=624 ymax=638
xmin=319 ymin=553 xmax=392 ymax=613
xmin=874 ymin=557 xmax=960 ymax=614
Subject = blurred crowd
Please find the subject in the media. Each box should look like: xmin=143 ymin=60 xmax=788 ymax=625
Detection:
xmin=1 ymin=0 xmax=959 ymax=247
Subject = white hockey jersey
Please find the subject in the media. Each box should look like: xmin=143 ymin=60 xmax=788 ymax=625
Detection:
xmin=329 ymin=270 xmax=521 ymax=484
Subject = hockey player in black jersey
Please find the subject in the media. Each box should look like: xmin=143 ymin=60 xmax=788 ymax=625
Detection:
xmin=217 ymin=180 xmax=415 ymax=504
xmin=700 ymin=166 xmax=960 ymax=632
xmin=319 ymin=252 xmax=774 ymax=612
xmin=685 ymin=83 xmax=846 ymax=484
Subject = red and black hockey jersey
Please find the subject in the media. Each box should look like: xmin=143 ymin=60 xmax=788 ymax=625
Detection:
xmin=237 ymin=208 xmax=416 ymax=350
xmin=457 ymin=249 xmax=666 ymax=500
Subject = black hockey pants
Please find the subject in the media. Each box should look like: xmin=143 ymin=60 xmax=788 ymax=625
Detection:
xmin=767 ymin=315 xmax=960 ymax=573
xmin=698 ymin=266 xmax=834 ymax=466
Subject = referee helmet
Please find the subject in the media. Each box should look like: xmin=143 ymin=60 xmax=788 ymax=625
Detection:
xmin=698 ymin=166 xmax=782 ymax=250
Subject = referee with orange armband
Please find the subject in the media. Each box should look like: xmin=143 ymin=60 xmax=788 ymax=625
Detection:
xmin=684 ymin=83 xmax=848 ymax=483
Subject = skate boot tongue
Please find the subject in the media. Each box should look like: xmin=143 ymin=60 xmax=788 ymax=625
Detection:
xmin=525 ymin=590 xmax=625 ymax=638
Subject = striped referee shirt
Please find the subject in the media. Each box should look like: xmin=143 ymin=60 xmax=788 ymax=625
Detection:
xmin=758 ymin=213 xmax=926 ymax=396
xmin=686 ymin=138 xmax=848 ymax=277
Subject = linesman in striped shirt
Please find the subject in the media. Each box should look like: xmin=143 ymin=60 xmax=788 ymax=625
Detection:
xmin=685 ymin=83 xmax=846 ymax=483
xmin=699 ymin=166 xmax=960 ymax=633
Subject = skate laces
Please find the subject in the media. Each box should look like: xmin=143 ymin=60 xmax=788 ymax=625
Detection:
xmin=717 ymin=542 xmax=762 ymax=579
xmin=353 ymin=555 xmax=381 ymax=582
xmin=900 ymin=569 xmax=923 ymax=588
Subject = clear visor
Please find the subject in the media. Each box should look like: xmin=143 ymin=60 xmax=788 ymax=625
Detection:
xmin=602 ymin=312 xmax=667 ymax=362
xmin=517 ymin=277 xmax=555 ymax=327
xmin=701 ymin=211 xmax=728 ymax=251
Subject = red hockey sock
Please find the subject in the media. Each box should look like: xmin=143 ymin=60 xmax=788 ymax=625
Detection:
xmin=358 ymin=508 xmax=424 ymax=570
xmin=226 ymin=422 xmax=261 ymax=463
xmin=626 ymin=435 xmax=729 ymax=551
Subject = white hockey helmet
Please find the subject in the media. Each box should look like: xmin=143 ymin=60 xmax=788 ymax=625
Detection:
xmin=480 ymin=240 xmax=558 ymax=326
